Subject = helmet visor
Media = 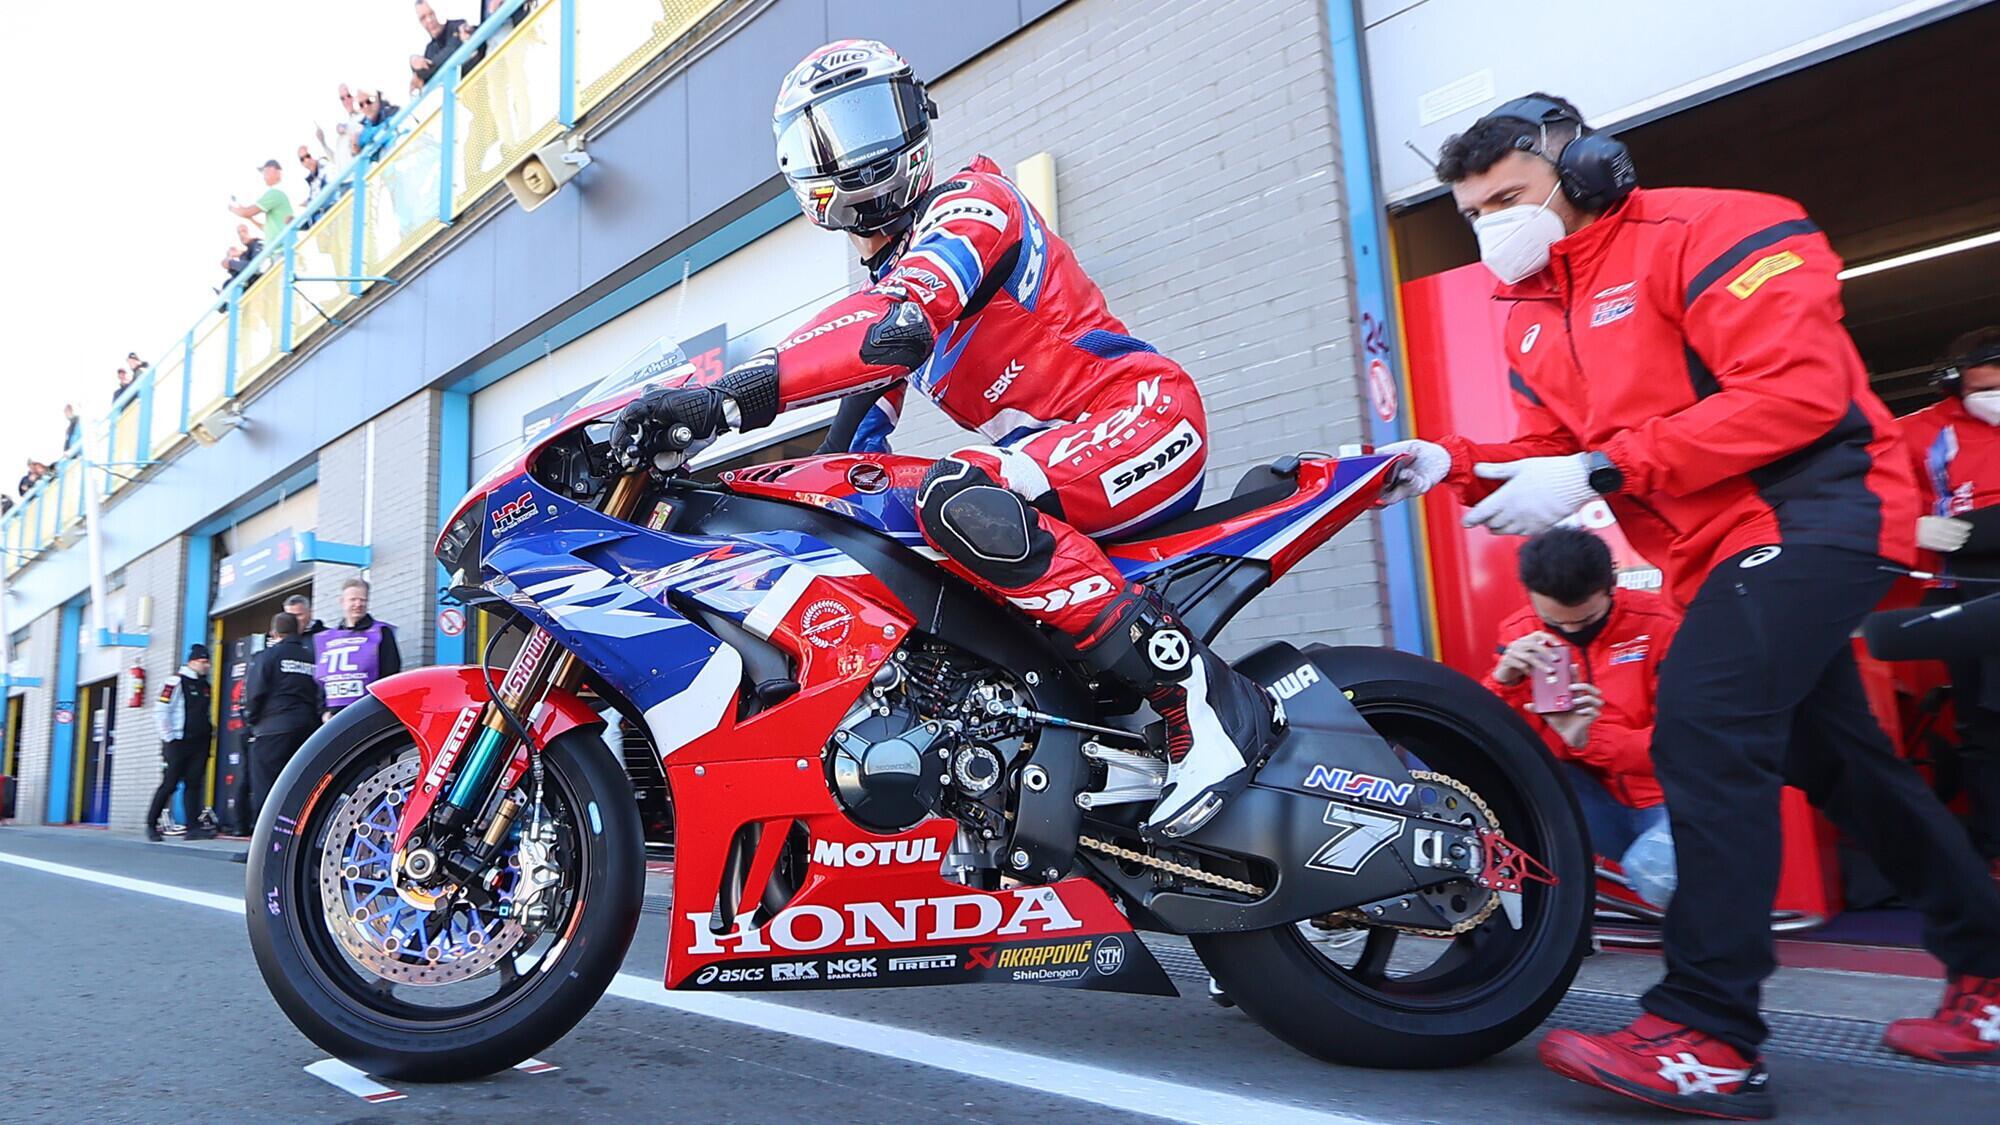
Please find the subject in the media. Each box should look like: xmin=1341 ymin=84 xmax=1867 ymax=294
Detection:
xmin=775 ymin=77 xmax=928 ymax=179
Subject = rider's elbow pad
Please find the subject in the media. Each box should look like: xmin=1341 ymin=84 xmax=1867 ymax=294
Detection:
xmin=717 ymin=349 xmax=782 ymax=430
xmin=859 ymin=300 xmax=936 ymax=372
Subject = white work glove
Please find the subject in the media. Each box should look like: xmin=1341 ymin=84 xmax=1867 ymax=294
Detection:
xmin=1463 ymin=454 xmax=1597 ymax=536
xmin=1916 ymin=515 xmax=1972 ymax=553
xmin=1377 ymin=439 xmax=1450 ymax=504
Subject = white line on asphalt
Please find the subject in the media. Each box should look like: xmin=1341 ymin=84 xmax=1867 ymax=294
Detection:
xmin=305 ymin=1059 xmax=407 ymax=1103
xmin=0 ymin=850 xmax=247 ymax=914
xmin=0 ymin=849 xmax=1387 ymax=1125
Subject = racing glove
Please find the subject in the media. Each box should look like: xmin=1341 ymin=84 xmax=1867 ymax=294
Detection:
xmin=1916 ymin=515 xmax=1972 ymax=553
xmin=1376 ymin=439 xmax=1450 ymax=504
xmin=609 ymin=349 xmax=781 ymax=469
xmin=1464 ymin=454 xmax=1596 ymax=536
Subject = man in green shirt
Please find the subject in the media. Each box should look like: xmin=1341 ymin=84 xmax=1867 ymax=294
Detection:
xmin=230 ymin=159 xmax=295 ymax=244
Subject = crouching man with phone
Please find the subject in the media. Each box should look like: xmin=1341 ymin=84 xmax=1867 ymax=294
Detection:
xmin=1484 ymin=529 xmax=1679 ymax=907
xmin=1381 ymin=93 xmax=2000 ymax=1115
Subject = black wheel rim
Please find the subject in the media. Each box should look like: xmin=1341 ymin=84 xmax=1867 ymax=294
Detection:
xmin=1287 ymin=698 xmax=1574 ymax=1013
xmin=281 ymin=724 xmax=592 ymax=1031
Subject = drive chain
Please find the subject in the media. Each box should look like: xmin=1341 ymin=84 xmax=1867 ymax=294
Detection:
xmin=1078 ymin=835 xmax=1266 ymax=896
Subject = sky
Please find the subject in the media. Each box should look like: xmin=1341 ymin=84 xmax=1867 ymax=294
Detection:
xmin=0 ymin=1 xmax=490 ymax=477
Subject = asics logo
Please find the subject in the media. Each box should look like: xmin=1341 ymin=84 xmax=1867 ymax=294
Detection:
xmin=1654 ymin=1054 xmax=1751 ymax=1096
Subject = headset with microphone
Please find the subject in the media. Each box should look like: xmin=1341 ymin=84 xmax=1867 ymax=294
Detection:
xmin=1475 ymin=95 xmax=1639 ymax=214
xmin=1934 ymin=339 xmax=2000 ymax=396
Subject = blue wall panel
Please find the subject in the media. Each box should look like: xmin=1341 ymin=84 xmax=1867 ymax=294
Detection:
xmin=579 ymin=80 xmax=691 ymax=292
xmin=826 ymin=0 xmax=1022 ymax=75
xmin=421 ymin=229 xmax=500 ymax=379
xmin=686 ymin=0 xmax=829 ymax=219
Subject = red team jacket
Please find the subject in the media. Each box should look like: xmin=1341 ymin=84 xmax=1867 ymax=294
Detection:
xmin=1482 ymin=591 xmax=1682 ymax=809
xmin=1901 ymin=394 xmax=2000 ymax=517
xmin=1442 ymin=186 xmax=1918 ymax=605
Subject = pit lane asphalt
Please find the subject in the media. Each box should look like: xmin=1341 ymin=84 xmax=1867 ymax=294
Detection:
xmin=3 ymin=826 xmax=1995 ymax=1123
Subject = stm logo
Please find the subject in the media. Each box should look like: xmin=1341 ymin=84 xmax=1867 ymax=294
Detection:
xmin=1100 ymin=419 xmax=1202 ymax=506
xmin=1271 ymin=663 xmax=1321 ymax=700
xmin=1303 ymin=764 xmax=1414 ymax=806
xmin=779 ymin=310 xmax=877 ymax=352
xmin=984 ymin=360 xmax=1022 ymax=402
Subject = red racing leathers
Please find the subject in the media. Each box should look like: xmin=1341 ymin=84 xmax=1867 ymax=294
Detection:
xmin=766 ymin=156 xmax=1208 ymax=637
xmin=1483 ymin=591 xmax=1681 ymax=808
xmin=1438 ymin=186 xmax=1918 ymax=605
xmin=1902 ymin=394 xmax=2000 ymax=517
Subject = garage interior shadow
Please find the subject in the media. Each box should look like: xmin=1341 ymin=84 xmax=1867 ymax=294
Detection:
xmin=1390 ymin=0 xmax=2000 ymax=415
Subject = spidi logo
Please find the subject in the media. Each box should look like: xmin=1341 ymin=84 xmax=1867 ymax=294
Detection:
xmin=686 ymin=888 xmax=1084 ymax=955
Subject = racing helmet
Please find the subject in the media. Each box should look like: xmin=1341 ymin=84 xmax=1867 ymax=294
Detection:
xmin=773 ymin=40 xmax=937 ymax=235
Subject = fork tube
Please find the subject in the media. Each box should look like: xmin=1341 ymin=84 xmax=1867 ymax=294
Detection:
xmin=439 ymin=470 xmax=648 ymax=826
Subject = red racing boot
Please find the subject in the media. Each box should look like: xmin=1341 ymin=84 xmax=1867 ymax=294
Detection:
xmin=1883 ymin=974 xmax=2000 ymax=1064
xmin=1539 ymin=1015 xmax=1774 ymax=1120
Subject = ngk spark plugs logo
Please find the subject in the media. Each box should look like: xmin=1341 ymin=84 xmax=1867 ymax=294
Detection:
xmin=684 ymin=888 xmax=1083 ymax=956
xmin=799 ymin=599 xmax=854 ymax=649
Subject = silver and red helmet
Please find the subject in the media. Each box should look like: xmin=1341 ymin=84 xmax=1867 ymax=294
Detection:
xmin=773 ymin=40 xmax=936 ymax=235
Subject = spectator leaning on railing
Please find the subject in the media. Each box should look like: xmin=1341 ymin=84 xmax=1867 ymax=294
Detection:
xmin=61 ymin=404 xmax=79 ymax=456
xmin=18 ymin=459 xmax=49 ymax=497
xmin=229 ymin=159 xmax=296 ymax=246
xmin=222 ymin=224 xmax=264 ymax=282
xmin=409 ymin=1 xmax=474 ymax=96
xmin=112 ymin=367 xmax=133 ymax=404
xmin=353 ymin=90 xmax=401 ymax=157
xmin=127 ymin=352 xmax=148 ymax=379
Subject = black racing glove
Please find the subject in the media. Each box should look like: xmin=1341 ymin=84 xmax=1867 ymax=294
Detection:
xmin=611 ymin=385 xmax=727 ymax=469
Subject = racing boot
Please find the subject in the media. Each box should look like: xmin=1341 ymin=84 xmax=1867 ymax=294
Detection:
xmin=1883 ymin=974 xmax=2000 ymax=1064
xmin=1076 ymin=587 xmax=1281 ymax=840
xmin=1539 ymin=1015 xmax=1774 ymax=1120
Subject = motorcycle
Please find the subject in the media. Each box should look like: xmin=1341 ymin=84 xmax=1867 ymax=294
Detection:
xmin=246 ymin=337 xmax=1591 ymax=1081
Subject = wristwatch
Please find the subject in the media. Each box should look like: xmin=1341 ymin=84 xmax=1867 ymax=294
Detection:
xmin=1585 ymin=450 xmax=1624 ymax=495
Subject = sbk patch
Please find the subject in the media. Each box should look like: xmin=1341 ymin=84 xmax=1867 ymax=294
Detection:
xmin=1099 ymin=419 xmax=1201 ymax=506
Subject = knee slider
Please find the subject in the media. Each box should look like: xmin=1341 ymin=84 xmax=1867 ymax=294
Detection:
xmin=860 ymin=300 xmax=936 ymax=371
xmin=918 ymin=458 xmax=1031 ymax=565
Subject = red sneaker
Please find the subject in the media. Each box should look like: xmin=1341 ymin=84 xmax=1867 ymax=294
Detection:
xmin=1883 ymin=974 xmax=2000 ymax=1064
xmin=1539 ymin=1014 xmax=1774 ymax=1119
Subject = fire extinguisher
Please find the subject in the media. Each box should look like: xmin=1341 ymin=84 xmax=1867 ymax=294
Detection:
xmin=128 ymin=662 xmax=148 ymax=708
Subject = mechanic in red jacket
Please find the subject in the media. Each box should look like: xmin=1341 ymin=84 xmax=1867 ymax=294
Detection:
xmin=1483 ymin=529 xmax=1679 ymax=907
xmin=1899 ymin=326 xmax=2000 ymax=869
xmin=1382 ymin=94 xmax=2000 ymax=1115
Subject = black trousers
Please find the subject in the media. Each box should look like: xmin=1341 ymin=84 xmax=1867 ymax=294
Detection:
xmin=144 ymin=739 xmax=210 ymax=831
xmin=1641 ymin=544 xmax=2000 ymax=1053
xmin=248 ymin=729 xmax=311 ymax=823
xmin=1919 ymin=587 xmax=2000 ymax=859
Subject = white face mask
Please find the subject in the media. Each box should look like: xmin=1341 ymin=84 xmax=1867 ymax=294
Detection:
xmin=1964 ymin=389 xmax=2000 ymax=427
xmin=1472 ymin=183 xmax=1568 ymax=285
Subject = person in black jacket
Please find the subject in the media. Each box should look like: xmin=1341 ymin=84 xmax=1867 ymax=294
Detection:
xmin=145 ymin=645 xmax=215 ymax=841
xmin=244 ymin=613 xmax=322 ymax=820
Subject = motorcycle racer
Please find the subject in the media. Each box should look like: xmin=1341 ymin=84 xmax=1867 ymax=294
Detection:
xmin=612 ymin=39 xmax=1278 ymax=838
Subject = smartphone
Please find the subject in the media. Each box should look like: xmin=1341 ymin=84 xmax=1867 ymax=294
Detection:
xmin=1528 ymin=642 xmax=1575 ymax=714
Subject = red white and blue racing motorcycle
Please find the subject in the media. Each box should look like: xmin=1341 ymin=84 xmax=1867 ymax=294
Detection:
xmin=247 ymin=338 xmax=1589 ymax=1080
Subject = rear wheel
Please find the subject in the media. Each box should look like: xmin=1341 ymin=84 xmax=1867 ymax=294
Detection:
xmin=245 ymin=698 xmax=644 ymax=1081
xmin=1193 ymin=649 xmax=1591 ymax=1068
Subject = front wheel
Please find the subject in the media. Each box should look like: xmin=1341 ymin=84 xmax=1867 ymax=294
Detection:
xmin=245 ymin=698 xmax=644 ymax=1081
xmin=1193 ymin=647 xmax=1591 ymax=1068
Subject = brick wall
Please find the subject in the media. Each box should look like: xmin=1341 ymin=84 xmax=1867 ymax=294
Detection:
xmin=105 ymin=538 xmax=188 ymax=834
xmin=313 ymin=391 xmax=443 ymax=668
xmin=9 ymin=611 xmax=61 ymax=825
xmin=860 ymin=0 xmax=1386 ymax=654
